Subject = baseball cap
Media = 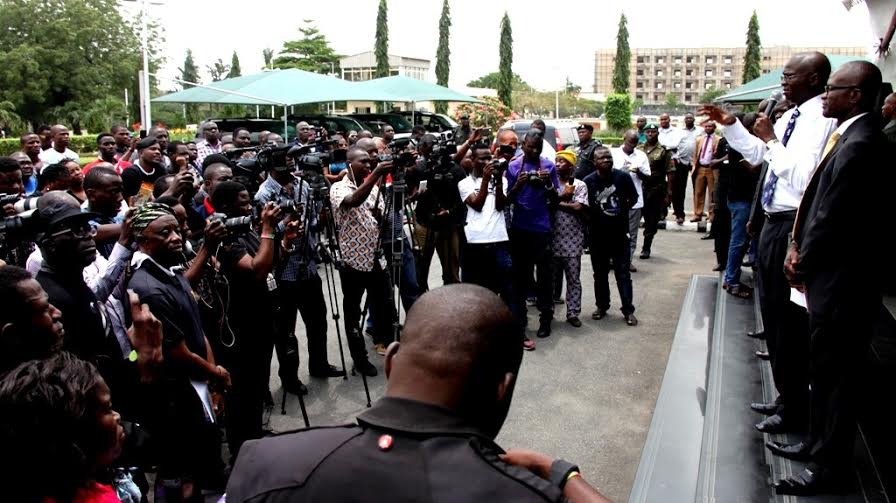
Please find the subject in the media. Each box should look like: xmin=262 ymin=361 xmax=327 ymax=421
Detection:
xmin=36 ymin=194 xmax=100 ymax=230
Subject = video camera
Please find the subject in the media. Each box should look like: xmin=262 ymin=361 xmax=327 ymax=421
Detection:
xmin=0 ymin=194 xmax=41 ymax=244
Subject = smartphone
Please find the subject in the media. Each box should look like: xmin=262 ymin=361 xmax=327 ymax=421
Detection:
xmin=139 ymin=130 xmax=147 ymax=139
xmin=479 ymin=127 xmax=492 ymax=138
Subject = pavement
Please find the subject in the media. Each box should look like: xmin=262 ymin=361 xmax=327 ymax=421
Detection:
xmin=262 ymin=208 xmax=716 ymax=503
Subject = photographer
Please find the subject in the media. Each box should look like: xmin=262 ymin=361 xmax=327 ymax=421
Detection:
xmin=323 ymin=134 xmax=349 ymax=183
xmin=506 ymin=129 xmax=560 ymax=348
xmin=330 ymin=147 xmax=394 ymax=377
xmin=255 ymin=153 xmax=343 ymax=396
xmin=0 ymin=156 xmax=34 ymax=267
xmin=458 ymin=143 xmax=513 ymax=305
xmin=410 ymin=134 xmax=466 ymax=290
xmin=194 ymin=154 xmax=234 ymax=219
xmin=210 ymin=180 xmax=293 ymax=461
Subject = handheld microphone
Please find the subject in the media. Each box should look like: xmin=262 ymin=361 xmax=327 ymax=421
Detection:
xmin=764 ymin=90 xmax=785 ymax=116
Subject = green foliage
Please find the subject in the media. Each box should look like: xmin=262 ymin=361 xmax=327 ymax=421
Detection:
xmin=565 ymin=77 xmax=582 ymax=96
xmin=605 ymin=93 xmax=632 ymax=133
xmin=228 ymin=51 xmax=242 ymax=79
xmin=180 ymin=50 xmax=200 ymax=87
xmin=272 ymin=21 xmax=341 ymax=74
xmin=262 ymin=48 xmax=274 ymax=70
xmin=207 ymin=59 xmax=230 ymax=82
xmin=0 ymin=131 xmax=195 ymax=157
xmin=498 ymin=13 xmax=514 ymax=108
xmin=435 ymin=0 xmax=451 ymax=114
xmin=454 ymin=96 xmax=513 ymax=130
xmin=612 ymin=13 xmax=631 ymax=94
xmin=467 ymin=72 xmax=531 ymax=92
xmin=0 ymin=101 xmax=25 ymax=132
xmin=0 ymin=0 xmax=165 ymax=132
xmin=700 ymin=87 xmax=727 ymax=103
xmin=664 ymin=93 xmax=681 ymax=109
xmin=743 ymin=11 xmax=762 ymax=84
xmin=513 ymin=90 xmax=603 ymax=118
xmin=375 ymin=0 xmax=390 ymax=78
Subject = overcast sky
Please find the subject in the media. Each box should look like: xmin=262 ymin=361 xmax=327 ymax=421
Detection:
xmin=133 ymin=0 xmax=873 ymax=92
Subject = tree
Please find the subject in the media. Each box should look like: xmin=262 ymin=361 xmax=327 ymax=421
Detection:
xmin=207 ymin=59 xmax=230 ymax=82
xmin=612 ymin=13 xmax=631 ymax=94
xmin=434 ymin=0 xmax=451 ymax=114
xmin=180 ymin=49 xmax=200 ymax=87
xmin=467 ymin=72 xmax=531 ymax=92
xmin=0 ymin=0 xmax=164 ymax=130
xmin=664 ymin=93 xmax=681 ymax=109
xmin=565 ymin=77 xmax=581 ymax=96
xmin=743 ymin=11 xmax=762 ymax=83
xmin=454 ymin=96 xmax=513 ymax=130
xmin=700 ymin=87 xmax=727 ymax=103
xmin=272 ymin=21 xmax=341 ymax=74
xmin=262 ymin=48 xmax=274 ymax=70
xmin=374 ymin=0 xmax=390 ymax=78
xmin=605 ymin=93 xmax=632 ymax=132
xmin=228 ymin=51 xmax=242 ymax=79
xmin=498 ymin=13 xmax=513 ymax=108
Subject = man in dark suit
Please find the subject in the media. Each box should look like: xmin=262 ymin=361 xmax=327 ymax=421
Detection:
xmin=767 ymin=60 xmax=884 ymax=495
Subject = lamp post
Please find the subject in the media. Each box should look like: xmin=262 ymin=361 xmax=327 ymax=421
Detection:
xmin=121 ymin=0 xmax=162 ymax=132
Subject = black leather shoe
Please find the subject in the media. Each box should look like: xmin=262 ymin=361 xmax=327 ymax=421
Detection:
xmin=701 ymin=233 xmax=713 ymax=240
xmin=755 ymin=414 xmax=792 ymax=434
xmin=352 ymin=359 xmax=378 ymax=377
xmin=766 ymin=440 xmax=811 ymax=461
xmin=712 ymin=263 xmax=724 ymax=271
xmin=624 ymin=313 xmax=638 ymax=326
xmin=775 ymin=467 xmax=846 ymax=496
xmin=309 ymin=364 xmax=344 ymax=378
xmin=536 ymin=319 xmax=552 ymax=338
xmin=746 ymin=330 xmax=765 ymax=339
xmin=755 ymin=350 xmax=770 ymax=361
xmin=639 ymin=250 xmax=651 ymax=259
xmin=566 ymin=316 xmax=582 ymax=327
xmin=750 ymin=402 xmax=779 ymax=415
xmin=282 ymin=379 xmax=308 ymax=396
xmin=591 ymin=309 xmax=607 ymax=320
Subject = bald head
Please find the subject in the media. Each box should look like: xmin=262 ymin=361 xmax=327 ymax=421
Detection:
xmin=384 ymin=284 xmax=521 ymax=437
xmin=822 ymin=60 xmax=882 ymax=121
xmin=355 ymin=137 xmax=377 ymax=155
xmin=782 ymin=52 xmax=831 ymax=104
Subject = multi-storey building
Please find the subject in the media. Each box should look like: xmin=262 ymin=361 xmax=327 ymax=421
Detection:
xmin=339 ymin=51 xmax=430 ymax=82
xmin=594 ymin=46 xmax=866 ymax=105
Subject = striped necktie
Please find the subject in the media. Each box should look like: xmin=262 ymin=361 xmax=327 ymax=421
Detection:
xmin=760 ymin=108 xmax=800 ymax=208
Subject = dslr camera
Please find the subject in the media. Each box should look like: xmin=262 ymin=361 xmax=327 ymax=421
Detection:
xmin=208 ymin=213 xmax=252 ymax=233
xmin=523 ymin=169 xmax=544 ymax=188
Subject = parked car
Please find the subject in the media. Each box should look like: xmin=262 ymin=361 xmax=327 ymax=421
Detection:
xmin=288 ymin=115 xmax=368 ymax=138
xmin=396 ymin=111 xmax=457 ymax=132
xmin=499 ymin=119 xmax=581 ymax=151
xmin=346 ymin=113 xmax=414 ymax=139
xmin=205 ymin=118 xmax=294 ymax=144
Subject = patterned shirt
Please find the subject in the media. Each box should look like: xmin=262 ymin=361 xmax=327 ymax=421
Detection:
xmin=552 ymin=179 xmax=589 ymax=257
xmin=331 ymin=177 xmax=386 ymax=272
xmin=255 ymin=175 xmax=318 ymax=281
xmin=195 ymin=139 xmax=222 ymax=166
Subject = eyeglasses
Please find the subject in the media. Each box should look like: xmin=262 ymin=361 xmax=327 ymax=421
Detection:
xmin=780 ymin=73 xmax=801 ymax=82
xmin=50 ymin=223 xmax=97 ymax=240
xmin=824 ymin=85 xmax=860 ymax=93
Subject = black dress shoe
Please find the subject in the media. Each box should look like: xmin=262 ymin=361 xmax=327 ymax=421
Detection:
xmin=755 ymin=413 xmax=792 ymax=434
xmin=766 ymin=440 xmax=811 ymax=461
xmin=309 ymin=364 xmax=344 ymax=378
xmin=352 ymin=358 xmax=378 ymax=377
xmin=712 ymin=263 xmax=723 ymax=271
xmin=775 ymin=467 xmax=846 ymax=496
xmin=755 ymin=350 xmax=770 ymax=361
xmin=746 ymin=330 xmax=765 ymax=339
xmin=591 ymin=309 xmax=607 ymax=320
xmin=536 ymin=319 xmax=552 ymax=338
xmin=624 ymin=313 xmax=638 ymax=326
xmin=282 ymin=379 xmax=308 ymax=396
xmin=701 ymin=233 xmax=713 ymax=240
xmin=750 ymin=402 xmax=779 ymax=415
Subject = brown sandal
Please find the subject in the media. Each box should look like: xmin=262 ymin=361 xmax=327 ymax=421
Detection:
xmin=728 ymin=286 xmax=753 ymax=299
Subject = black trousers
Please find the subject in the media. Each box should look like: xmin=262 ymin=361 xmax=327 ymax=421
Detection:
xmin=712 ymin=176 xmax=731 ymax=266
xmin=510 ymin=229 xmax=554 ymax=328
xmin=273 ymin=275 xmax=331 ymax=380
xmin=641 ymin=186 xmax=667 ymax=251
xmin=672 ymin=162 xmax=691 ymax=219
xmin=756 ymin=214 xmax=809 ymax=424
xmin=806 ymin=309 xmax=873 ymax=470
xmin=590 ymin=232 xmax=635 ymax=315
xmin=340 ymin=263 xmax=396 ymax=352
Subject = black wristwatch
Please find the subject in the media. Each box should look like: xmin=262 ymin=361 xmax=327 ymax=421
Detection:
xmin=549 ymin=459 xmax=580 ymax=490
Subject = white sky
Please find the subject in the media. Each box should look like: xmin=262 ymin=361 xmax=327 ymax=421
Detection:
xmin=134 ymin=0 xmax=874 ymax=92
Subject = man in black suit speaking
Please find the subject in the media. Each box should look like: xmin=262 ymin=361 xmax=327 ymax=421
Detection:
xmin=767 ymin=60 xmax=884 ymax=495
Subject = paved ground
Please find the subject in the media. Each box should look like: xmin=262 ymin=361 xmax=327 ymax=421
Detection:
xmin=264 ymin=204 xmax=717 ymax=502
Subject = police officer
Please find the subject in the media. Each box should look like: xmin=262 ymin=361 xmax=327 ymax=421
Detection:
xmin=226 ymin=284 xmax=612 ymax=503
xmin=636 ymin=124 xmax=673 ymax=259
xmin=573 ymin=124 xmax=602 ymax=179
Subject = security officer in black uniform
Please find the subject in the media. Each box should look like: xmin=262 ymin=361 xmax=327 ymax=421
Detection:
xmin=226 ymin=284 xmax=612 ymax=503
xmin=573 ymin=124 xmax=602 ymax=179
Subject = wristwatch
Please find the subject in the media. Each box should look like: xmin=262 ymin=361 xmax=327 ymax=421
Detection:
xmin=549 ymin=459 xmax=580 ymax=490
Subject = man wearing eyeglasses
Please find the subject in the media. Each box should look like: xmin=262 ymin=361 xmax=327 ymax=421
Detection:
xmin=699 ymin=52 xmax=837 ymax=438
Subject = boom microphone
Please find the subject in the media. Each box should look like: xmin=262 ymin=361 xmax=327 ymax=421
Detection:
xmin=764 ymin=89 xmax=785 ymax=116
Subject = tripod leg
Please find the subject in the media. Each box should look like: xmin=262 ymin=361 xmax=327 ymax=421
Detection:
xmin=297 ymin=390 xmax=310 ymax=427
xmin=280 ymin=387 xmax=287 ymax=415
xmin=323 ymin=261 xmax=348 ymax=380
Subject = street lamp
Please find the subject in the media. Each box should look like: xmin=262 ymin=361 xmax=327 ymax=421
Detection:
xmin=121 ymin=0 xmax=164 ymax=132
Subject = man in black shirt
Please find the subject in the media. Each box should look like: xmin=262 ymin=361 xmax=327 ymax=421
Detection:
xmin=121 ymin=137 xmax=166 ymax=206
xmin=584 ymin=146 xmax=638 ymax=326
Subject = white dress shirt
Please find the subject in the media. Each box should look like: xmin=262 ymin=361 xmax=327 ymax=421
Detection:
xmin=658 ymin=126 xmax=681 ymax=151
xmin=722 ymin=94 xmax=837 ymax=213
xmin=39 ymin=147 xmax=80 ymax=165
xmin=675 ymin=126 xmax=700 ymax=164
xmin=611 ymin=147 xmax=651 ymax=209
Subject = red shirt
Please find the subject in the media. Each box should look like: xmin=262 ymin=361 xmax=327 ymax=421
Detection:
xmin=42 ymin=482 xmax=121 ymax=503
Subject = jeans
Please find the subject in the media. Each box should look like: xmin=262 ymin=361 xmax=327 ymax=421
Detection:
xmin=510 ymin=229 xmax=554 ymax=329
xmin=723 ymin=200 xmax=751 ymax=287
xmin=590 ymin=233 xmax=635 ymax=315
xmin=463 ymin=241 xmax=514 ymax=306
xmin=340 ymin=264 xmax=397 ymax=353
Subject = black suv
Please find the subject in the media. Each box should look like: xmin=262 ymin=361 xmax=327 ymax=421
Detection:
xmin=346 ymin=113 xmax=414 ymax=138
xmin=396 ymin=111 xmax=457 ymax=132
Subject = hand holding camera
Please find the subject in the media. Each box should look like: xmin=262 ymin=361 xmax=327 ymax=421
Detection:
xmin=259 ymin=202 xmax=282 ymax=235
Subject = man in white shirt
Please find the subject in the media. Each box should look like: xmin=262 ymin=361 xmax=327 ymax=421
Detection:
xmin=38 ymin=125 xmax=80 ymax=165
xmin=612 ymin=129 xmax=650 ymax=271
xmin=458 ymin=143 xmax=512 ymax=303
xmin=671 ymin=114 xmax=700 ymax=224
xmin=657 ymin=113 xmax=680 ymax=150
xmin=700 ymin=51 xmax=836 ymax=438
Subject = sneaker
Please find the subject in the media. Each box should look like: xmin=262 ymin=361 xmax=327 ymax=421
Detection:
xmin=374 ymin=343 xmax=387 ymax=356
xmin=624 ymin=313 xmax=639 ymax=326
xmin=567 ymin=316 xmax=582 ymax=327
xmin=522 ymin=337 xmax=536 ymax=351
xmin=353 ymin=358 xmax=378 ymax=377
xmin=591 ymin=309 xmax=607 ymax=320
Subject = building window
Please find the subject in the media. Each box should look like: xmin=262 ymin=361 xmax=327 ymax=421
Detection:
xmin=723 ymin=69 xmax=732 ymax=77
xmin=656 ymin=70 xmax=663 ymax=77
xmin=656 ymin=82 xmax=664 ymax=89
xmin=636 ymin=69 xmax=644 ymax=76
xmin=654 ymin=94 xmax=663 ymax=102
xmin=762 ymin=55 xmax=771 ymax=61
xmin=674 ymin=70 xmax=681 ymax=77
xmin=686 ymin=69 xmax=694 ymax=77
xmin=674 ymin=56 xmax=682 ymax=64
xmin=723 ymin=56 xmax=733 ymax=64
xmin=762 ymin=69 xmax=770 ymax=74
xmin=686 ymin=81 xmax=694 ymax=89
xmin=636 ymin=81 xmax=644 ymax=89
xmin=724 ymin=82 xmax=732 ymax=89
xmin=655 ymin=56 xmax=664 ymax=64
xmin=636 ymin=93 xmax=644 ymax=100
xmin=674 ymin=82 xmax=681 ymax=89
xmin=686 ymin=94 xmax=694 ymax=102
xmin=705 ymin=82 xmax=713 ymax=90
xmin=705 ymin=70 xmax=713 ymax=77
xmin=687 ymin=55 xmax=698 ymax=64
xmin=637 ymin=56 xmax=646 ymax=63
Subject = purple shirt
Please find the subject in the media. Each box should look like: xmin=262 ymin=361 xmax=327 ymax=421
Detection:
xmin=506 ymin=155 xmax=561 ymax=233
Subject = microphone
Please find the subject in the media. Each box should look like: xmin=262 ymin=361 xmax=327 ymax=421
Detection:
xmin=764 ymin=90 xmax=785 ymax=116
